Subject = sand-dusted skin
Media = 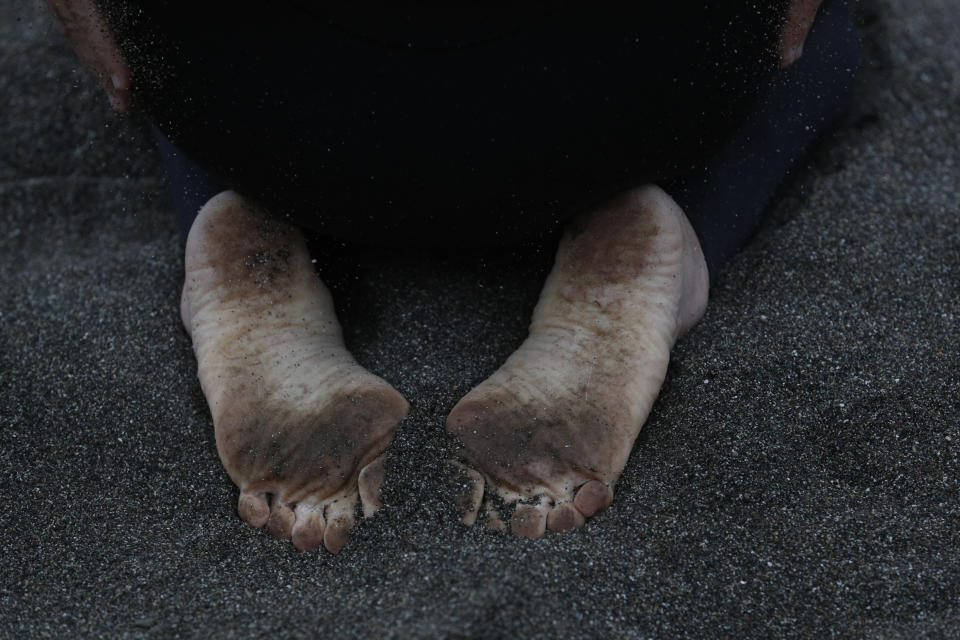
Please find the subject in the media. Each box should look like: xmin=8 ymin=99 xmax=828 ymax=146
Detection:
xmin=447 ymin=185 xmax=709 ymax=537
xmin=181 ymin=191 xmax=408 ymax=553
xmin=182 ymin=186 xmax=707 ymax=547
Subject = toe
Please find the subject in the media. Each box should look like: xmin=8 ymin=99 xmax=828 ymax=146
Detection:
xmin=266 ymin=500 xmax=295 ymax=539
xmin=573 ymin=481 xmax=614 ymax=518
xmin=481 ymin=495 xmax=508 ymax=532
xmin=445 ymin=461 xmax=484 ymax=526
xmin=511 ymin=502 xmax=550 ymax=539
xmin=323 ymin=514 xmax=354 ymax=554
xmin=547 ymin=502 xmax=586 ymax=532
xmin=323 ymin=495 xmax=357 ymax=554
xmin=291 ymin=503 xmax=326 ymax=552
xmin=358 ymin=454 xmax=386 ymax=518
xmin=238 ymin=490 xmax=270 ymax=528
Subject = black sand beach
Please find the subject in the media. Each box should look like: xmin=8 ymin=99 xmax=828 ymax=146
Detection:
xmin=2 ymin=1 xmax=958 ymax=637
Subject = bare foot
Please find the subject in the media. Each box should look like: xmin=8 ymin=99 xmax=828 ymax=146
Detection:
xmin=182 ymin=191 xmax=408 ymax=553
xmin=446 ymin=185 xmax=708 ymax=537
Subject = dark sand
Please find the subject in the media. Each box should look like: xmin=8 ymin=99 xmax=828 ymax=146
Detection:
xmin=2 ymin=1 xmax=958 ymax=637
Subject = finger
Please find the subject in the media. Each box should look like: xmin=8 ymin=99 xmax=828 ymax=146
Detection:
xmin=779 ymin=0 xmax=823 ymax=68
xmin=102 ymin=63 xmax=131 ymax=113
xmin=45 ymin=0 xmax=131 ymax=111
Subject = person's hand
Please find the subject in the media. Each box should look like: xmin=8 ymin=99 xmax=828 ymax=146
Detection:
xmin=780 ymin=0 xmax=824 ymax=68
xmin=45 ymin=0 xmax=130 ymax=112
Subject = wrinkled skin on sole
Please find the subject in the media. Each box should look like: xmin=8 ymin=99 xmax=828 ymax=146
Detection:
xmin=447 ymin=185 xmax=709 ymax=538
xmin=182 ymin=191 xmax=408 ymax=553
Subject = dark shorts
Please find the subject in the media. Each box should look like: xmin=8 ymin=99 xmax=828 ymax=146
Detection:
xmin=133 ymin=1 xmax=859 ymax=275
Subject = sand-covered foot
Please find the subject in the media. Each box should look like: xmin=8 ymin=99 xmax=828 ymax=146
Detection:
xmin=446 ymin=185 xmax=709 ymax=537
xmin=182 ymin=191 xmax=408 ymax=553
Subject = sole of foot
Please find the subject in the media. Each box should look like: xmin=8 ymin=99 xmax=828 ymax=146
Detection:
xmin=182 ymin=191 xmax=408 ymax=553
xmin=446 ymin=184 xmax=708 ymax=538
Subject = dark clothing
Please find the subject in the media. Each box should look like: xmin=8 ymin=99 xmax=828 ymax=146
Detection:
xmin=670 ymin=0 xmax=860 ymax=275
xmin=143 ymin=2 xmax=858 ymax=275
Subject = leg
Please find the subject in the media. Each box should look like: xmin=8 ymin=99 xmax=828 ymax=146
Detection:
xmin=182 ymin=191 xmax=408 ymax=553
xmin=443 ymin=3 xmax=858 ymax=536
xmin=447 ymin=185 xmax=708 ymax=537
xmin=668 ymin=0 xmax=860 ymax=277
xmin=152 ymin=125 xmax=228 ymax=242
